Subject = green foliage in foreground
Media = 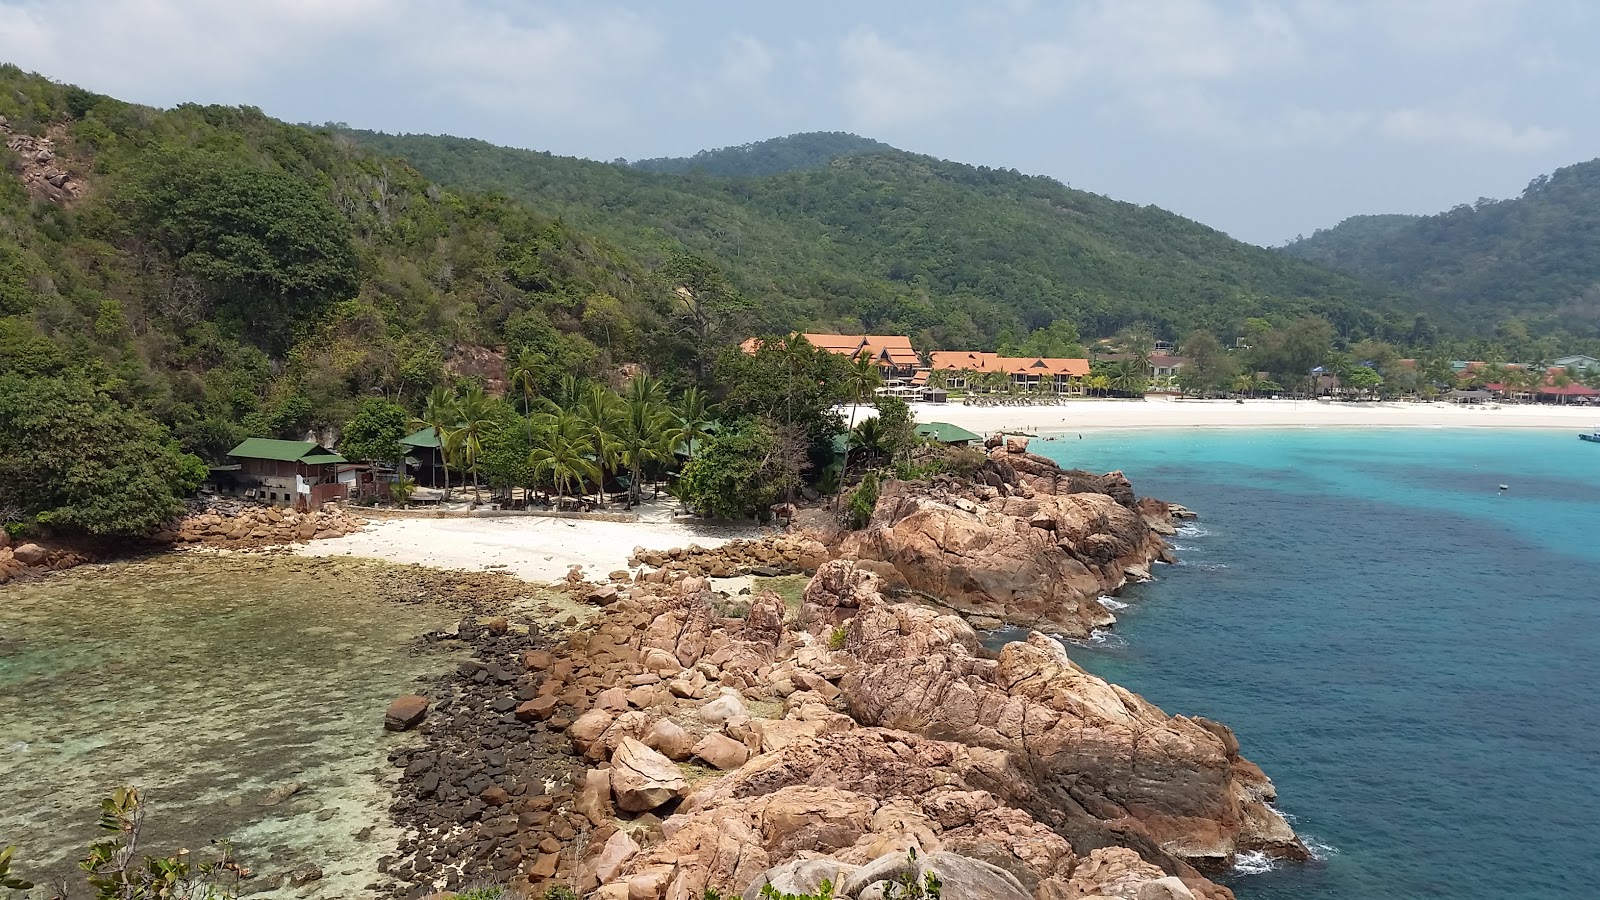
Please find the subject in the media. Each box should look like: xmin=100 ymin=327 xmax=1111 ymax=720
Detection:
xmin=3 ymin=787 xmax=241 ymax=900
xmin=0 ymin=374 xmax=206 ymax=535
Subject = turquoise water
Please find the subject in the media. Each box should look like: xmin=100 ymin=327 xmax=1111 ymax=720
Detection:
xmin=1032 ymin=429 xmax=1599 ymax=900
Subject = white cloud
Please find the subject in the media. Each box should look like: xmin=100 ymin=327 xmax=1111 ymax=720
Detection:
xmin=0 ymin=0 xmax=664 ymax=127
xmin=837 ymin=27 xmax=966 ymax=128
xmin=1379 ymin=107 xmax=1563 ymax=152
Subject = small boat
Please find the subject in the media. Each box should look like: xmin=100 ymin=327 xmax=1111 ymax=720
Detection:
xmin=1581 ymin=428 xmax=1600 ymax=443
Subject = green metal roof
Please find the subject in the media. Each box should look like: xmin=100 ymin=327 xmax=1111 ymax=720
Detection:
xmin=399 ymin=427 xmax=442 ymax=449
xmin=916 ymin=422 xmax=983 ymax=444
xmin=228 ymin=438 xmax=346 ymax=464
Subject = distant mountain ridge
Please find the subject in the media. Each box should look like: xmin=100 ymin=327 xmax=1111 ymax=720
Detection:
xmin=1283 ymin=159 xmax=1600 ymax=337
xmin=628 ymin=132 xmax=894 ymax=177
xmin=350 ymin=129 xmax=1410 ymax=346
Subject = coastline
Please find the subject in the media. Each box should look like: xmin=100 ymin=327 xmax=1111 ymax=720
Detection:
xmin=905 ymin=396 xmax=1600 ymax=435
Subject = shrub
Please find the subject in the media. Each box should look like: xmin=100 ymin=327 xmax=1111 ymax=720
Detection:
xmin=828 ymin=626 xmax=847 ymax=650
xmin=845 ymin=472 xmax=880 ymax=530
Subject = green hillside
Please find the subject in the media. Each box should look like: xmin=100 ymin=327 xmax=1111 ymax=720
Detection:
xmin=0 ymin=64 xmax=695 ymax=468
xmin=350 ymin=130 xmax=1412 ymax=345
xmin=1283 ymin=160 xmax=1600 ymax=338
xmin=628 ymin=131 xmax=893 ymax=177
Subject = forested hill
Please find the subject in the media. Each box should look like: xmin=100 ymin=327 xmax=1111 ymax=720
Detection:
xmin=1283 ymin=159 xmax=1600 ymax=337
xmin=351 ymin=129 xmax=1411 ymax=346
xmin=628 ymin=132 xmax=893 ymax=177
xmin=0 ymin=65 xmax=698 ymax=472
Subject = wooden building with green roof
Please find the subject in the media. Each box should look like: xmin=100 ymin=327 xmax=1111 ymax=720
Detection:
xmin=224 ymin=439 xmax=349 ymax=509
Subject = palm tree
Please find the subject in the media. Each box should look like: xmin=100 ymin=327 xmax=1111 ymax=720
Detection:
xmin=413 ymin=386 xmax=459 ymax=499
xmin=452 ymin=384 xmax=497 ymax=503
xmin=927 ymin=368 xmax=950 ymax=393
xmin=528 ymin=410 xmax=600 ymax=503
xmin=576 ymin=383 xmax=622 ymax=506
xmin=555 ymin=373 xmax=581 ymax=410
xmin=1233 ymin=372 xmax=1262 ymax=398
xmin=1109 ymin=358 xmax=1148 ymax=397
xmin=848 ymin=416 xmax=889 ymax=471
xmin=617 ymin=387 xmax=674 ymax=506
xmin=672 ymin=386 xmax=716 ymax=461
xmin=844 ymin=351 xmax=883 ymax=431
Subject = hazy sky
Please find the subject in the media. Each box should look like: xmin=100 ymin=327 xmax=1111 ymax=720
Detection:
xmin=2 ymin=0 xmax=1596 ymax=245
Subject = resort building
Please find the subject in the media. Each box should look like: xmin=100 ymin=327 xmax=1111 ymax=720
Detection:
xmin=219 ymin=439 xmax=349 ymax=509
xmin=929 ymin=351 xmax=1091 ymax=394
xmin=1554 ymin=355 xmax=1599 ymax=374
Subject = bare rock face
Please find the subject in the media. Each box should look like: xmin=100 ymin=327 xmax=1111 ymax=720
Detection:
xmin=839 ymin=480 xmax=1161 ymax=636
xmin=609 ymin=737 xmax=686 ymax=812
xmin=618 ymin=770 xmax=1074 ymax=900
xmin=840 ymin=610 xmax=1303 ymax=867
xmin=744 ymin=590 xmax=787 ymax=645
xmin=802 ymin=560 xmax=885 ymax=626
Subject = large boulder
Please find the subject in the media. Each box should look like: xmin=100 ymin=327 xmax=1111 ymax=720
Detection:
xmin=609 ymin=737 xmax=686 ymax=812
xmin=12 ymin=543 xmax=47 ymax=566
xmin=841 ymin=622 xmax=1302 ymax=867
xmin=838 ymin=481 xmax=1160 ymax=636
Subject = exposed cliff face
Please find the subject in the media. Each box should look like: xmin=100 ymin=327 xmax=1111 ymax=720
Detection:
xmin=838 ymin=448 xmax=1172 ymax=637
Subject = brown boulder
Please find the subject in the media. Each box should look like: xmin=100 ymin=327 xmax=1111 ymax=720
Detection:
xmin=841 ymin=624 xmax=1301 ymax=867
xmin=692 ymin=732 xmax=751 ymax=770
xmin=516 ymin=697 xmax=558 ymax=721
xmin=744 ymin=590 xmax=787 ymax=645
xmin=384 ymin=694 xmax=429 ymax=731
xmin=643 ymin=718 xmax=694 ymax=762
xmin=12 ymin=543 xmax=47 ymax=566
xmin=609 ymin=738 xmax=685 ymax=812
xmin=576 ymin=768 xmax=615 ymax=826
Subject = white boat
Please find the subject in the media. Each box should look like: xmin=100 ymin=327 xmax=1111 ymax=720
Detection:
xmin=1581 ymin=428 xmax=1600 ymax=444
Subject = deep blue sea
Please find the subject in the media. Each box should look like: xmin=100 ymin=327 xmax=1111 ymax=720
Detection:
xmin=1031 ymin=428 xmax=1600 ymax=900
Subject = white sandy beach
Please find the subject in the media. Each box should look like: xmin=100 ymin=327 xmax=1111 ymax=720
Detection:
xmin=907 ymin=396 xmax=1600 ymax=435
xmin=295 ymin=508 xmax=760 ymax=582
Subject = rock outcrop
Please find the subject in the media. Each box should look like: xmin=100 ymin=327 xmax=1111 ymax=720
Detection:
xmin=153 ymin=503 xmax=367 ymax=548
xmin=520 ymin=558 xmax=1290 ymax=899
xmin=2 ymin=120 xmax=82 ymax=203
xmin=839 ymin=602 xmax=1302 ymax=867
xmin=838 ymin=451 xmax=1172 ymax=637
xmin=0 ymin=540 xmax=95 ymax=584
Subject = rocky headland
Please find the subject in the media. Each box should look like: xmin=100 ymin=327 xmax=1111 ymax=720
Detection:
xmin=373 ymin=444 xmax=1300 ymax=900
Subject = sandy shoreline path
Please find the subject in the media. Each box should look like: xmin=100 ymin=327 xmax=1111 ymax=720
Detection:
xmin=295 ymin=507 xmax=761 ymax=581
xmin=908 ymin=395 xmax=1600 ymax=435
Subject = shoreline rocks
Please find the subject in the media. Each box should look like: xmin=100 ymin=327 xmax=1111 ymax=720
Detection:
xmin=416 ymin=542 xmax=1298 ymax=899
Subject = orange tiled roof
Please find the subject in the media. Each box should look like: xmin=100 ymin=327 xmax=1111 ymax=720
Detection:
xmin=929 ymin=351 xmax=999 ymax=371
xmin=801 ymin=333 xmax=870 ymax=353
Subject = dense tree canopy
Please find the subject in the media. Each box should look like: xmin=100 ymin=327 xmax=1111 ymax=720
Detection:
xmin=0 ymin=375 xmax=206 ymax=535
xmin=1284 ymin=160 xmax=1600 ymax=345
xmin=349 ymin=130 xmax=1414 ymax=348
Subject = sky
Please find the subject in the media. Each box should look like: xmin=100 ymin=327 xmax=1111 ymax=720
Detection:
xmin=2 ymin=0 xmax=1597 ymax=245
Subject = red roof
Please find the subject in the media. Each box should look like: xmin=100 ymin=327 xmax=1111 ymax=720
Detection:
xmin=1538 ymin=383 xmax=1600 ymax=397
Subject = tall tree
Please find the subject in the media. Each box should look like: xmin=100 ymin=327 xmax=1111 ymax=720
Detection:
xmin=575 ymin=383 xmax=622 ymax=506
xmin=528 ymin=410 xmax=600 ymax=502
xmin=413 ymin=386 xmax=459 ymax=499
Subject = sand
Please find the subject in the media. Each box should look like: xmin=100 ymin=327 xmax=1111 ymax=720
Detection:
xmin=906 ymin=396 xmax=1600 ymax=435
xmin=295 ymin=510 xmax=761 ymax=582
